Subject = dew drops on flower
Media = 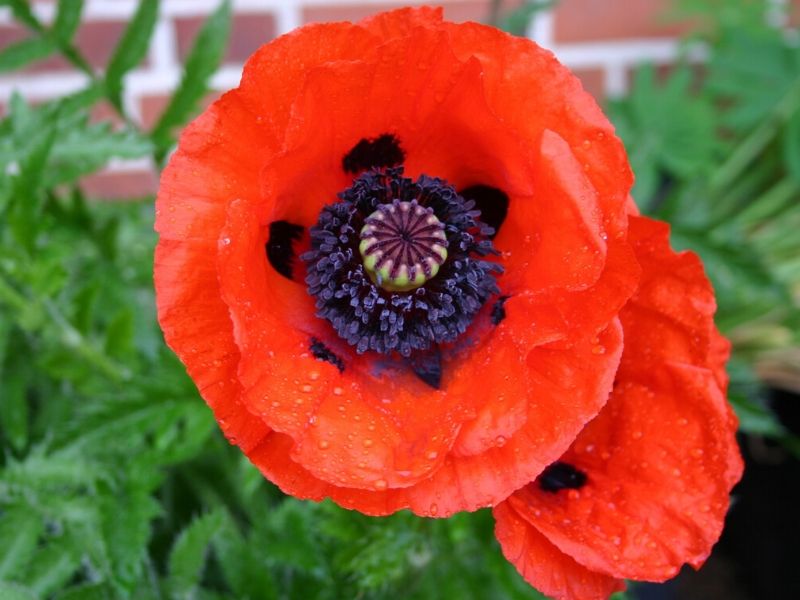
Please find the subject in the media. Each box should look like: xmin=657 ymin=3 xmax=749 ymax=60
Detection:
xmin=154 ymin=7 xmax=743 ymax=600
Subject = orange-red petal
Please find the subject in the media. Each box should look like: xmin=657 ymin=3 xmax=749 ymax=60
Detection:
xmin=494 ymin=502 xmax=625 ymax=600
xmin=243 ymin=316 xmax=623 ymax=517
xmin=154 ymin=239 xmax=269 ymax=452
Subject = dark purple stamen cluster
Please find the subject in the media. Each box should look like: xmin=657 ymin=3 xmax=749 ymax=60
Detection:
xmin=302 ymin=167 xmax=501 ymax=357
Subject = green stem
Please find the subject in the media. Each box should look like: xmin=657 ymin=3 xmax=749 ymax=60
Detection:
xmin=42 ymin=299 xmax=130 ymax=382
xmin=0 ymin=275 xmax=29 ymax=313
xmin=709 ymin=77 xmax=800 ymax=195
xmin=14 ymin=8 xmax=134 ymax=127
xmin=734 ymin=175 xmax=800 ymax=227
xmin=0 ymin=274 xmax=128 ymax=382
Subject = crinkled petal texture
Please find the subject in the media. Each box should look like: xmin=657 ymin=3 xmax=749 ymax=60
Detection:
xmin=155 ymin=8 xmax=638 ymax=516
xmin=493 ymin=216 xmax=743 ymax=600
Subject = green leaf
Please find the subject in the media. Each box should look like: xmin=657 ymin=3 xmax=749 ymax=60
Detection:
xmin=0 ymin=448 xmax=105 ymax=505
xmin=23 ymin=534 xmax=83 ymax=597
xmin=730 ymin=394 xmax=784 ymax=437
xmin=2 ymin=97 xmax=57 ymax=250
xmin=0 ymin=506 xmax=44 ymax=580
xmin=151 ymin=0 xmax=232 ymax=156
xmin=0 ymin=98 xmax=151 ymax=188
xmin=734 ymin=176 xmax=800 ymax=227
xmin=2 ymin=0 xmax=45 ymax=31
xmin=0 ymin=36 xmax=55 ymax=72
xmin=783 ymin=110 xmax=800 ymax=184
xmin=55 ymin=583 xmax=114 ymax=600
xmin=52 ymin=0 xmax=84 ymax=45
xmin=0 ymin=370 xmax=29 ymax=452
xmin=212 ymin=516 xmax=278 ymax=600
xmin=670 ymin=226 xmax=788 ymax=330
xmin=100 ymin=481 xmax=162 ymax=593
xmin=259 ymin=500 xmax=326 ymax=572
xmin=167 ymin=511 xmax=225 ymax=599
xmin=104 ymin=0 xmax=160 ymax=109
xmin=707 ymin=30 xmax=800 ymax=133
xmin=609 ymin=64 xmax=718 ymax=206
xmin=671 ymin=0 xmax=776 ymax=37
xmin=0 ymin=583 xmax=37 ymax=600
xmin=11 ymin=96 xmax=58 ymax=189
xmin=47 ymin=121 xmax=152 ymax=187
xmin=103 ymin=309 xmax=134 ymax=358
xmin=71 ymin=283 xmax=99 ymax=335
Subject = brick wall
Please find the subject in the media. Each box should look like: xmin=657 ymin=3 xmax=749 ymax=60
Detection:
xmin=0 ymin=0 xmax=779 ymax=198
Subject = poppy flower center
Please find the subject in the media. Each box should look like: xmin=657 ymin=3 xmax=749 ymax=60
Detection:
xmin=359 ymin=200 xmax=448 ymax=292
xmin=302 ymin=167 xmax=501 ymax=358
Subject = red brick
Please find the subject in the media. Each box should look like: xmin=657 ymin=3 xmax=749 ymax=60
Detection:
xmin=80 ymin=169 xmax=159 ymax=199
xmin=174 ymin=12 xmax=276 ymax=65
xmin=789 ymin=0 xmax=800 ymax=27
xmin=302 ymin=1 xmax=507 ymax=25
xmin=139 ymin=91 xmax=221 ymax=131
xmin=89 ymin=99 xmax=126 ymax=128
xmin=0 ymin=23 xmax=31 ymax=56
xmin=572 ymin=67 xmax=605 ymax=101
xmin=139 ymin=94 xmax=171 ymax=131
xmin=0 ymin=20 xmax=134 ymax=73
xmin=553 ymin=0 xmax=690 ymax=43
xmin=75 ymin=21 xmax=132 ymax=68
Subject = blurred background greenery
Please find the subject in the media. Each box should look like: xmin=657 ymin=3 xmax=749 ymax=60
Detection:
xmin=0 ymin=0 xmax=798 ymax=598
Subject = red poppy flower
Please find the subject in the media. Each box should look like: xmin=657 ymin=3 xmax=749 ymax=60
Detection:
xmin=154 ymin=7 xmax=741 ymax=593
xmin=155 ymin=5 xmax=640 ymax=515
xmin=493 ymin=216 xmax=743 ymax=599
